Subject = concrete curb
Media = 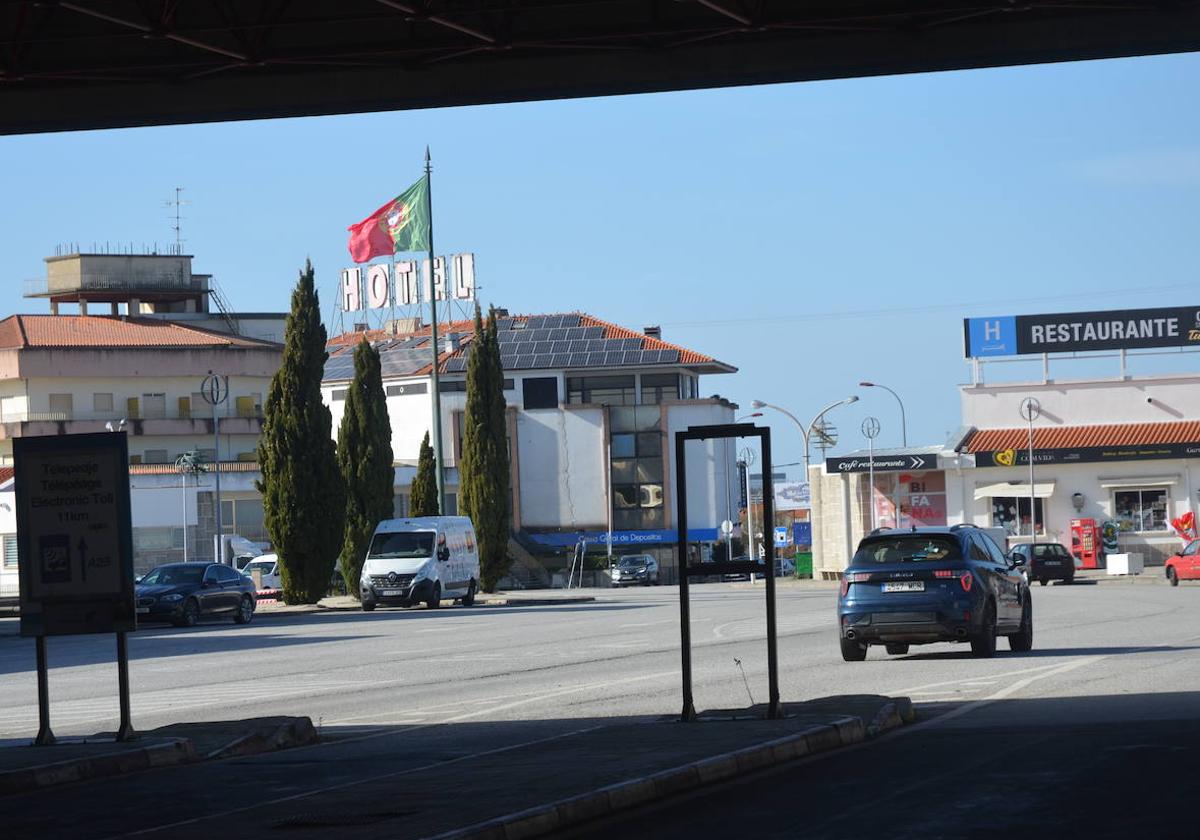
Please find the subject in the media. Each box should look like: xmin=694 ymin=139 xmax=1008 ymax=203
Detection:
xmin=0 ymin=738 xmax=195 ymax=797
xmin=423 ymin=702 xmax=911 ymax=840
xmin=205 ymin=717 xmax=319 ymax=760
xmin=256 ymin=596 xmax=596 ymax=616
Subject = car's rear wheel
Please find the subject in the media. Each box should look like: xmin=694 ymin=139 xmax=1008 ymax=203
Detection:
xmin=175 ymin=598 xmax=199 ymax=628
xmin=233 ymin=595 xmax=253 ymax=625
xmin=840 ymin=637 xmax=867 ymax=662
xmin=885 ymin=643 xmax=909 ymax=656
xmin=426 ymin=583 xmax=442 ymax=610
xmin=1167 ymin=566 xmax=1179 ymax=587
xmin=1038 ymin=578 xmax=1048 ymax=586
xmin=361 ymin=601 xmax=376 ymax=612
xmin=970 ymin=603 xmax=997 ymax=658
xmin=462 ymin=580 xmax=477 ymax=607
xmin=1009 ymin=597 xmax=1033 ymax=652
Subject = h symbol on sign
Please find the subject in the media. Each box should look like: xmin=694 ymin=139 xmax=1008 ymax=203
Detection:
xmin=984 ymin=320 xmax=1002 ymax=342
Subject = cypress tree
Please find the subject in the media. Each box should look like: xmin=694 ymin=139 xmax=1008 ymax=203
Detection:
xmin=257 ymin=260 xmax=346 ymax=604
xmin=410 ymin=431 xmax=439 ymax=516
xmin=337 ymin=338 xmax=394 ymax=598
xmin=461 ymin=303 xmax=512 ymax=592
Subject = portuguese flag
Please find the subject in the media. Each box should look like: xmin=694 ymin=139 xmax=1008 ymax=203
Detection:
xmin=347 ymin=177 xmax=430 ymax=263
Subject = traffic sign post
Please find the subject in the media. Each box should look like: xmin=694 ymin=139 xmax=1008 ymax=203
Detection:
xmin=200 ymin=373 xmax=229 ymax=564
xmin=15 ymin=432 xmax=136 ymax=744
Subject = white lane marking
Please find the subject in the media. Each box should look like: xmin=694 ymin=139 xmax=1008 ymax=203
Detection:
xmin=889 ymin=660 xmax=1081 ymax=696
xmin=108 ymin=723 xmax=610 ymax=839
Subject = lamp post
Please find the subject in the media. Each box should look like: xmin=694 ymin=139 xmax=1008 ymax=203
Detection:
xmin=175 ymin=450 xmax=206 ymax=562
xmin=736 ymin=412 xmax=762 ymax=563
xmin=200 ymin=372 xmax=228 ymax=563
xmin=751 ymin=396 xmax=859 ymax=479
xmin=1020 ymin=398 xmax=1042 ymax=540
xmin=859 ymin=381 xmax=907 ymax=447
xmin=861 ymin=417 xmax=881 ymax=530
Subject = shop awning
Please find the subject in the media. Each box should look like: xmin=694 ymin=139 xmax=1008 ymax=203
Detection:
xmin=1099 ymin=476 xmax=1179 ymax=488
xmin=973 ymin=481 xmax=1056 ymax=501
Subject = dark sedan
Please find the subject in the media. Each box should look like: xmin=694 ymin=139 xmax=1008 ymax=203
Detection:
xmin=1009 ymin=542 xmax=1077 ymax=586
xmin=136 ymin=562 xmax=257 ymax=627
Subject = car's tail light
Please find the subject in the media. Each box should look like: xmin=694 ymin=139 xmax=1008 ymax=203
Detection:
xmin=934 ymin=570 xmax=955 ymax=579
xmin=839 ymin=578 xmax=850 ymax=597
xmin=840 ymin=572 xmax=871 ymax=598
xmin=959 ymin=572 xmax=973 ymax=592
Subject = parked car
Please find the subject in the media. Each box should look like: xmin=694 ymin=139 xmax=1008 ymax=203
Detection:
xmin=360 ymin=516 xmax=479 ymax=610
xmin=837 ymin=525 xmax=1033 ymax=661
xmin=135 ymin=562 xmax=257 ymax=627
xmin=1008 ymin=542 xmax=1076 ymax=586
xmin=1165 ymin=539 xmax=1200 ymax=586
xmin=611 ymin=554 xmax=659 ymax=587
xmin=242 ymin=554 xmax=281 ymax=595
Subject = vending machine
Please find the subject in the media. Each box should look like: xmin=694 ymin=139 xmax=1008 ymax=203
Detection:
xmin=1070 ymin=518 xmax=1103 ymax=569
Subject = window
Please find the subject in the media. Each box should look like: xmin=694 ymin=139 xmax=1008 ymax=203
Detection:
xmin=387 ymin=383 xmax=428 ymax=396
xmin=640 ymin=373 xmax=680 ymax=404
xmin=332 ymin=389 xmax=348 ymax=401
xmin=216 ymin=565 xmax=241 ymax=582
xmin=2 ymin=534 xmax=17 ymax=569
xmin=609 ymin=405 xmax=665 ymax=530
xmin=990 ymin=496 xmax=1045 ymax=537
xmin=93 ymin=393 xmax=114 ymax=413
xmin=190 ymin=392 xmax=208 ymax=418
xmin=48 ymin=393 xmax=73 ymax=418
xmin=144 ymin=449 xmax=169 ymax=464
xmin=1113 ymin=488 xmax=1169 ymax=532
xmin=142 ymin=393 xmax=166 ymax=419
xmin=220 ymin=498 xmax=267 ymax=542
xmin=522 ymin=377 xmax=558 ymax=410
xmin=567 ymin=375 xmax=635 ymax=406
xmin=439 ymin=379 xmax=513 ymax=392
xmin=852 ymin=536 xmax=961 ymax=565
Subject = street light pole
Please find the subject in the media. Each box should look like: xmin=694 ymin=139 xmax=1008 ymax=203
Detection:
xmin=1021 ymin=398 xmax=1042 ymax=540
xmin=859 ymin=381 xmax=907 ymax=447
xmin=751 ymin=396 xmax=860 ymax=478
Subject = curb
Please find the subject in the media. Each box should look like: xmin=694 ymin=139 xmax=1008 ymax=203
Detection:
xmin=423 ymin=702 xmax=910 ymax=840
xmin=0 ymin=738 xmax=195 ymax=797
xmin=206 ymin=717 xmax=319 ymax=760
xmin=257 ymin=597 xmax=597 ymax=615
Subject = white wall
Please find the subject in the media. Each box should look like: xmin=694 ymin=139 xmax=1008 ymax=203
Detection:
xmin=962 ymin=374 xmax=1200 ymax=429
xmin=517 ymin=406 xmax=607 ymax=528
xmin=665 ymin=402 xmax=737 ymax=532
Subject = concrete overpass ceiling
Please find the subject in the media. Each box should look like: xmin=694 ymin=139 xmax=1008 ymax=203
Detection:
xmin=2 ymin=1 xmax=1199 ymax=135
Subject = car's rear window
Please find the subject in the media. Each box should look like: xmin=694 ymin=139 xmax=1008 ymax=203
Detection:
xmin=852 ymin=536 xmax=961 ymax=565
xmin=1032 ymin=544 xmax=1070 ymax=559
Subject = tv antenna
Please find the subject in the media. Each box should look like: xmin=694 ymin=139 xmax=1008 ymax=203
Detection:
xmin=164 ymin=187 xmax=189 ymax=254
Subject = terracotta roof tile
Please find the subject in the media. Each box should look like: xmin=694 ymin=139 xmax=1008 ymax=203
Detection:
xmin=0 ymin=315 xmax=278 ymax=350
xmin=964 ymin=421 xmax=1200 ymax=453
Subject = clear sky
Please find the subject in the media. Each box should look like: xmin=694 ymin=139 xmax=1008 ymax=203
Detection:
xmin=2 ymin=51 xmax=1197 ymax=474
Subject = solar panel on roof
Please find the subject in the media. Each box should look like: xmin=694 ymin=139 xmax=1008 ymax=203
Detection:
xmin=496 ymin=318 xmax=513 ymax=331
xmin=561 ymin=315 xmax=581 ymax=328
xmin=524 ymin=316 xmax=546 ymax=330
xmin=529 ymin=341 xmax=549 ymax=355
xmin=586 ymin=352 xmax=606 ymax=366
xmin=514 ymin=354 xmax=534 ymax=370
xmin=586 ymin=339 xmax=606 ymax=351
xmin=604 ymin=351 xmax=624 ymax=366
xmin=548 ymin=328 xmax=567 ymax=341
xmin=582 ymin=326 xmax=604 ymax=339
xmin=444 ymin=358 xmax=467 ymax=372
xmin=567 ymin=352 xmax=588 ymax=367
xmin=498 ymin=331 xmax=518 ymax=342
xmin=660 ymin=350 xmax=680 ymax=363
xmin=531 ymin=353 xmax=553 ymax=368
xmin=548 ymin=352 xmax=570 ymax=368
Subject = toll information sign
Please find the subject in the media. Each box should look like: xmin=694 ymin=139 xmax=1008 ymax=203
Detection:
xmin=16 ymin=433 xmax=135 ymax=637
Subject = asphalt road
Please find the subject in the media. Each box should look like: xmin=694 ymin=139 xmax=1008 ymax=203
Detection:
xmin=2 ymin=579 xmax=1199 ymax=838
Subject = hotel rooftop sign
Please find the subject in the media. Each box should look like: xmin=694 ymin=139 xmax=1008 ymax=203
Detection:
xmin=964 ymin=306 xmax=1200 ymax=358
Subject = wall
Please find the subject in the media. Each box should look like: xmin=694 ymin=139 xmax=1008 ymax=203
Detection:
xmin=962 ymin=374 xmax=1200 ymax=429
xmin=517 ymin=405 xmax=607 ymax=528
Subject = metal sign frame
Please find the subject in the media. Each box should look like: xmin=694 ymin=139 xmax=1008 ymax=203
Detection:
xmin=676 ymin=422 xmax=781 ymax=721
xmin=14 ymin=431 xmax=136 ymax=744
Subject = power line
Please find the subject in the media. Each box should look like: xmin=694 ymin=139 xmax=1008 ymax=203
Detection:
xmin=659 ymin=284 xmax=1195 ymax=329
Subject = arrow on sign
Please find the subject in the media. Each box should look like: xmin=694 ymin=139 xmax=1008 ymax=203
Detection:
xmin=909 ymin=456 xmax=927 ymax=469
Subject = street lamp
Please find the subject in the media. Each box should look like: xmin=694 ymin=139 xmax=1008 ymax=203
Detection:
xmin=858 ymin=382 xmax=907 ymax=447
xmin=735 ymin=413 xmax=762 ymax=564
xmin=751 ymin=396 xmax=859 ymax=478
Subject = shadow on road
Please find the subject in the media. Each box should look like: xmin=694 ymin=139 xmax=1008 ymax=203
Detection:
xmin=899 ymin=643 xmax=1200 ymax=661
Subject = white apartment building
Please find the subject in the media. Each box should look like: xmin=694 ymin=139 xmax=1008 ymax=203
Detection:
xmin=323 ymin=311 xmax=740 ymax=585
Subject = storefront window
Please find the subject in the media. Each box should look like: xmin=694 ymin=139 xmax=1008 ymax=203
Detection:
xmin=609 ymin=406 xmax=665 ymax=530
xmin=990 ymin=496 xmax=1045 ymax=537
xmin=1113 ymin=488 xmax=1168 ymax=532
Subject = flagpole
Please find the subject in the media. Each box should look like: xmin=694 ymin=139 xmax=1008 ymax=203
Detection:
xmin=425 ymin=146 xmax=446 ymax=513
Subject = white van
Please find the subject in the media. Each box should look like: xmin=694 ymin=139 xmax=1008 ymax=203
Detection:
xmin=360 ymin=516 xmax=480 ymax=611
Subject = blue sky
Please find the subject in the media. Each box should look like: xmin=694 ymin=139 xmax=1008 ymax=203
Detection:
xmin=2 ymin=51 xmax=1198 ymax=474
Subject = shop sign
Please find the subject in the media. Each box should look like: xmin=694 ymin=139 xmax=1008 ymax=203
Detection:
xmin=525 ymin=528 xmax=720 ymax=548
xmin=826 ymin=453 xmax=934 ymax=473
xmin=976 ymin=441 xmax=1200 ymax=467
xmin=964 ymin=305 xmax=1200 ymax=358
xmin=773 ymin=481 xmax=810 ymax=511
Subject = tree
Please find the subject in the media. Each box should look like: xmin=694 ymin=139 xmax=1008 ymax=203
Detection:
xmin=410 ymin=431 xmax=439 ymax=517
xmin=257 ymin=260 xmax=346 ymax=604
xmin=461 ymin=303 xmax=512 ymax=592
xmin=337 ymin=338 xmax=394 ymax=598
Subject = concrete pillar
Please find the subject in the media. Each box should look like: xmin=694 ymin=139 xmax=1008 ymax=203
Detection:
xmin=49 ymin=300 xmax=58 ymax=315
xmin=79 ymin=299 xmax=88 ymax=316
xmin=110 ymin=302 xmax=119 ymax=315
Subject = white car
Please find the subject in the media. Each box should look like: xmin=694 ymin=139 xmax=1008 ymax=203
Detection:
xmin=242 ymin=554 xmax=281 ymax=594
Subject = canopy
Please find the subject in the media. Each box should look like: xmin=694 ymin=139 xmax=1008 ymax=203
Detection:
xmin=973 ymin=481 xmax=1056 ymax=501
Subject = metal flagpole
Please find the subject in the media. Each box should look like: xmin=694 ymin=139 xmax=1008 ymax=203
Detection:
xmin=426 ymin=147 xmax=446 ymax=511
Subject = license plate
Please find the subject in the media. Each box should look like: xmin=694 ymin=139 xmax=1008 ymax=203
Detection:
xmin=882 ymin=581 xmax=925 ymax=593
xmin=136 ymin=607 xmax=150 ymax=614
xmin=381 ymin=589 xmax=402 ymax=596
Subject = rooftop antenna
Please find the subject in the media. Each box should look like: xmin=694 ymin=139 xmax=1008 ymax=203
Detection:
xmin=164 ymin=186 xmax=189 ymax=254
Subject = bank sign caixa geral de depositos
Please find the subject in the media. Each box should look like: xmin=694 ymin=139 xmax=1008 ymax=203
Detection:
xmin=964 ymin=305 xmax=1200 ymax=358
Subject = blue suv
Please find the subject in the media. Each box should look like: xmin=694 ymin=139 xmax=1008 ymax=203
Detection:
xmin=837 ymin=525 xmax=1033 ymax=661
